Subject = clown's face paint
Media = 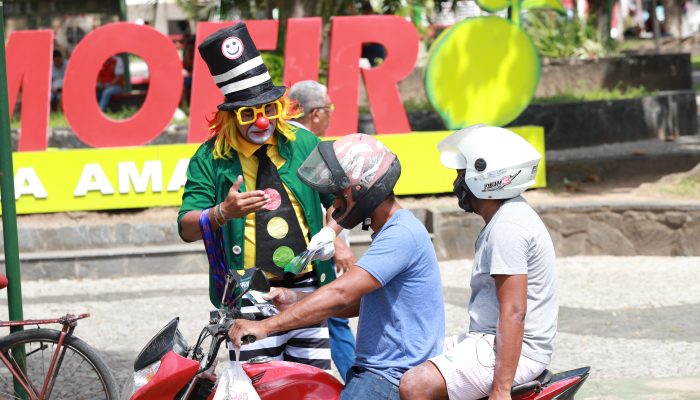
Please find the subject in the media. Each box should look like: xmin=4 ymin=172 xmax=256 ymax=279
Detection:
xmin=235 ymin=114 xmax=277 ymax=145
xmin=221 ymin=36 xmax=244 ymax=60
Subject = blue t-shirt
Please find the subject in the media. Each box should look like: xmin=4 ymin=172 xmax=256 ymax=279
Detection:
xmin=354 ymin=209 xmax=445 ymax=385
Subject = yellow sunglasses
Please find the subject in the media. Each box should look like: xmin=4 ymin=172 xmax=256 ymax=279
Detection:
xmin=234 ymin=100 xmax=283 ymax=125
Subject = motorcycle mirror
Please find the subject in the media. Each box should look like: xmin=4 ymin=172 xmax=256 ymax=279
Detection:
xmin=250 ymin=268 xmax=270 ymax=293
xmin=227 ymin=268 xmax=269 ymax=307
xmin=221 ymin=273 xmax=239 ymax=308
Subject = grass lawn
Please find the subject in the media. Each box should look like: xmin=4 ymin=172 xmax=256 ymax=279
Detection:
xmin=11 ymin=107 xmax=189 ymax=129
xmin=692 ymin=55 xmax=700 ymax=71
xmin=533 ymin=86 xmax=655 ymax=104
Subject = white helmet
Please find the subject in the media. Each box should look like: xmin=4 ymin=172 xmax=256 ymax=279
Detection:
xmin=438 ymin=125 xmax=541 ymax=201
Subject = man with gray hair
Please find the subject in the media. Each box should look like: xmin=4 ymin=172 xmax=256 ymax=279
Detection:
xmin=288 ymin=80 xmax=335 ymax=137
xmin=288 ymin=80 xmax=356 ymax=382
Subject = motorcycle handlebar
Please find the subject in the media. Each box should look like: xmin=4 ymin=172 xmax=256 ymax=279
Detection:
xmin=219 ymin=317 xmax=257 ymax=345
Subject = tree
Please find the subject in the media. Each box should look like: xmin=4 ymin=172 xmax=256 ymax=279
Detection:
xmin=175 ymin=0 xmax=217 ymax=21
xmin=586 ymin=0 xmax=613 ymax=42
xmin=662 ymin=0 xmax=684 ymax=38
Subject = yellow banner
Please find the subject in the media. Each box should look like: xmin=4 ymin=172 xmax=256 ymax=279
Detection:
xmin=8 ymin=128 xmax=545 ymax=215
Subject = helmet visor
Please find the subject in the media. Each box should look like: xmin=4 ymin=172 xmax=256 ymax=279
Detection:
xmin=297 ymin=141 xmax=350 ymax=194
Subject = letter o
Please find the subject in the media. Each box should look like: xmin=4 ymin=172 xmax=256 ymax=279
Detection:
xmin=63 ymin=22 xmax=183 ymax=148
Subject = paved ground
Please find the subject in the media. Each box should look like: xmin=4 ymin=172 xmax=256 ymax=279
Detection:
xmin=1 ymin=256 xmax=699 ymax=399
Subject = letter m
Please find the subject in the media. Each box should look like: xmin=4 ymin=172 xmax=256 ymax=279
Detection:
xmin=6 ymin=30 xmax=53 ymax=151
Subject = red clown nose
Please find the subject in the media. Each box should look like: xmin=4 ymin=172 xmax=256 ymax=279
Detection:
xmin=255 ymin=116 xmax=270 ymax=130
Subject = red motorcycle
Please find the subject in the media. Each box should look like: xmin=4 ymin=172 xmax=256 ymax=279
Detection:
xmin=122 ymin=268 xmax=589 ymax=400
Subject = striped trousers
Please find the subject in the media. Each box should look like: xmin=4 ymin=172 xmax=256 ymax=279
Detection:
xmin=229 ymin=276 xmax=331 ymax=370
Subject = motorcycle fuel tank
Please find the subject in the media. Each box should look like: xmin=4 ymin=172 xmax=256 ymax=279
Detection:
xmin=244 ymin=360 xmax=343 ymax=400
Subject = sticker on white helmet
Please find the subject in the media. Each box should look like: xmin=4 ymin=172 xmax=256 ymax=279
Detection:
xmin=483 ymin=170 xmax=521 ymax=192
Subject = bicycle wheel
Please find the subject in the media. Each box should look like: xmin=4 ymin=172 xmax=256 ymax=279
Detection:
xmin=0 ymin=328 xmax=119 ymax=399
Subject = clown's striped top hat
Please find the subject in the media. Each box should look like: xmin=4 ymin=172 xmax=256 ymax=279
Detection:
xmin=198 ymin=22 xmax=285 ymax=110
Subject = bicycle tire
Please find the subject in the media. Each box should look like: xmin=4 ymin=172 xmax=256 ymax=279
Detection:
xmin=0 ymin=328 xmax=119 ymax=400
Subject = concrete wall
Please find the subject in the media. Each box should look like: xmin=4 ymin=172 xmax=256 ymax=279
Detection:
xmin=356 ymin=90 xmax=699 ymax=148
xmin=433 ymin=203 xmax=700 ymax=260
xmin=367 ymin=53 xmax=693 ymax=107
xmin=3 ymin=202 xmax=699 ymax=280
xmin=536 ymin=53 xmax=693 ymax=97
xmin=509 ymin=90 xmax=698 ymax=148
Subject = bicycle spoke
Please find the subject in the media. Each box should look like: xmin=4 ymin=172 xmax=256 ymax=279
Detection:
xmin=0 ymin=331 xmax=115 ymax=400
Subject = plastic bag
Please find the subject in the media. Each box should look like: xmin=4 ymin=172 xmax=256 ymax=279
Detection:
xmin=214 ymin=348 xmax=261 ymax=400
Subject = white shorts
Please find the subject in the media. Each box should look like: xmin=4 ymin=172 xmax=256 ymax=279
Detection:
xmin=430 ymin=333 xmax=547 ymax=400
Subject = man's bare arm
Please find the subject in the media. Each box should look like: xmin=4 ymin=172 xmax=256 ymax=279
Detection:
xmin=229 ymin=266 xmax=378 ymax=346
xmin=490 ymin=274 xmax=528 ymax=399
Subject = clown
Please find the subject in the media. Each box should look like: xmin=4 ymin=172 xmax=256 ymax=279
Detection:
xmin=177 ymin=22 xmax=350 ymax=370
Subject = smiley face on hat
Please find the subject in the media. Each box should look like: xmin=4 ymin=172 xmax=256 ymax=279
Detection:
xmin=199 ymin=23 xmax=286 ymax=110
xmin=221 ymin=36 xmax=244 ymax=60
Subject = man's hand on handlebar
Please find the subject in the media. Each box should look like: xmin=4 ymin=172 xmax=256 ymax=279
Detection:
xmin=228 ymin=319 xmax=268 ymax=348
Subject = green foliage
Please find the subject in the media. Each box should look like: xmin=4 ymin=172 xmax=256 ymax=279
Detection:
xmin=11 ymin=107 xmax=142 ymax=129
xmin=523 ymin=11 xmax=618 ymax=59
xmin=11 ymin=112 xmax=69 ymax=129
xmin=521 ymin=0 xmax=566 ymax=14
xmin=175 ymin=0 xmax=217 ymax=21
xmin=261 ymin=52 xmax=285 ymax=86
xmin=661 ymin=174 xmax=700 ymax=197
xmin=533 ymin=85 xmax=655 ymax=104
xmin=403 ymin=98 xmax=435 ymax=112
xmin=692 ymin=55 xmax=700 ymax=70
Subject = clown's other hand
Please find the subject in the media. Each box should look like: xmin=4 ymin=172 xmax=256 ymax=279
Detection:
xmin=263 ymin=287 xmax=299 ymax=311
xmin=308 ymin=227 xmax=336 ymax=261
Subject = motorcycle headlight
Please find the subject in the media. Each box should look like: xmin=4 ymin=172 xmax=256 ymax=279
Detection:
xmin=131 ymin=360 xmax=161 ymax=394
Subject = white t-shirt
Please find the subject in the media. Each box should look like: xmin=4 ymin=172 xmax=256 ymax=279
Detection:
xmin=468 ymin=196 xmax=558 ymax=364
xmin=113 ymin=56 xmax=124 ymax=76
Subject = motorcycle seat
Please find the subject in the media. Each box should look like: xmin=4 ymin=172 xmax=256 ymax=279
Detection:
xmin=477 ymin=369 xmax=552 ymax=400
xmin=511 ymin=369 xmax=553 ymax=396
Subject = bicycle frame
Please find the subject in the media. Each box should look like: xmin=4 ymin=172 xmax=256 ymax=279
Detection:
xmin=0 ymin=314 xmax=90 ymax=400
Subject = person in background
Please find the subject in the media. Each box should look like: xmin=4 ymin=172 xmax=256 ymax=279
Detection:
xmin=97 ymin=54 xmax=125 ymax=111
xmin=179 ymin=20 xmax=196 ymax=109
xmin=288 ymin=80 xmax=356 ymax=381
xmin=288 ymin=80 xmax=335 ymax=138
xmin=399 ymin=125 xmax=558 ymax=400
xmin=51 ymin=49 xmax=68 ymax=112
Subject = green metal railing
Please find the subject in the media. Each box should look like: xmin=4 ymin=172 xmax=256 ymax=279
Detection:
xmin=0 ymin=2 xmax=28 ymax=397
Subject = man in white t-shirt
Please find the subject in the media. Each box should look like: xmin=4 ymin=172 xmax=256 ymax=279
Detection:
xmin=399 ymin=125 xmax=559 ymax=400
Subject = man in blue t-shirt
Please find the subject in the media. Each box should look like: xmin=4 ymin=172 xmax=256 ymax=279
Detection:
xmin=229 ymin=134 xmax=445 ymax=399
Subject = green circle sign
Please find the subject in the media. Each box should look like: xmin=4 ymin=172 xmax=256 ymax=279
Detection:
xmin=476 ymin=0 xmax=511 ymax=12
xmin=272 ymin=246 xmax=295 ymax=268
xmin=425 ymin=16 xmax=540 ymax=128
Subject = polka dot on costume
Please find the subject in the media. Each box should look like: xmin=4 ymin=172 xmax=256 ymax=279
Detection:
xmin=263 ymin=188 xmax=282 ymax=211
xmin=267 ymin=217 xmax=289 ymax=239
xmin=272 ymin=246 xmax=295 ymax=268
